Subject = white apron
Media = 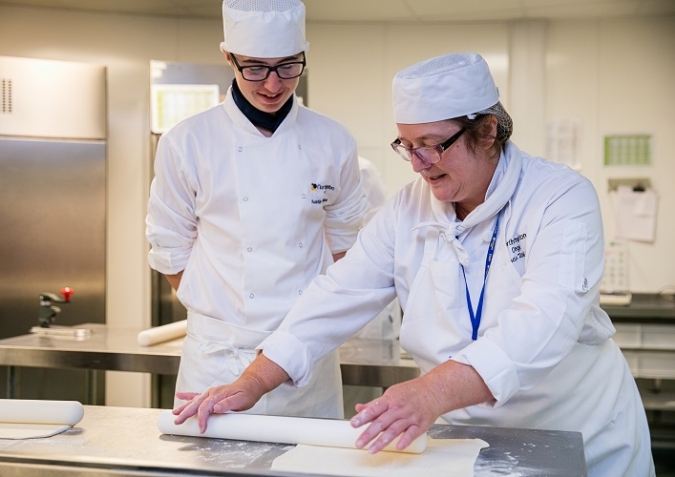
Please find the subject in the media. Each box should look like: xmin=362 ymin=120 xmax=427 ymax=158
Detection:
xmin=176 ymin=312 xmax=343 ymax=419
xmin=399 ymin=223 xmax=653 ymax=477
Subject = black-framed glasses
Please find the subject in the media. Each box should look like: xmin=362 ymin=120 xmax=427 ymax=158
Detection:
xmin=230 ymin=53 xmax=306 ymax=82
xmin=390 ymin=128 xmax=466 ymax=164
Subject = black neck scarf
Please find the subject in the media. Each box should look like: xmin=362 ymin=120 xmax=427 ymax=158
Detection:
xmin=231 ymin=79 xmax=293 ymax=133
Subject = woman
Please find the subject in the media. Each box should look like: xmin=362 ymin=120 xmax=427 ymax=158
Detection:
xmin=173 ymin=53 xmax=654 ymax=476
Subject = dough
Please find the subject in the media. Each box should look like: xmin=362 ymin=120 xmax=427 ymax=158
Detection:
xmin=137 ymin=320 xmax=187 ymax=346
xmin=157 ymin=410 xmax=427 ymax=454
xmin=271 ymin=437 xmax=489 ymax=477
xmin=0 ymin=399 xmax=84 ymax=440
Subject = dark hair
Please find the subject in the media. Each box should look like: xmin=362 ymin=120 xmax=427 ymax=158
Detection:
xmin=452 ymin=102 xmax=513 ymax=159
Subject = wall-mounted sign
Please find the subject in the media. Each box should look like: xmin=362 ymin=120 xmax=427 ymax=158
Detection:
xmin=604 ymin=134 xmax=652 ymax=166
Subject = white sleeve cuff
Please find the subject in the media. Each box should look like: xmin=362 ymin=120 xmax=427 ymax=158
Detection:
xmin=325 ymin=229 xmax=359 ymax=254
xmin=258 ymin=331 xmax=315 ymax=387
xmin=450 ymin=338 xmax=521 ymax=407
xmin=147 ymin=247 xmax=191 ymax=275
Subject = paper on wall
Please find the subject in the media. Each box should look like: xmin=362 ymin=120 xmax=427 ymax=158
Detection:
xmin=613 ymin=185 xmax=658 ymax=243
xmin=547 ymin=119 xmax=582 ymax=170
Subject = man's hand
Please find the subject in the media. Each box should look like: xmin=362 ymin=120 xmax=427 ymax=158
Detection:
xmin=171 ymin=353 xmax=290 ymax=433
xmin=172 ymin=375 xmax=267 ymax=433
xmin=164 ymin=271 xmax=183 ymax=291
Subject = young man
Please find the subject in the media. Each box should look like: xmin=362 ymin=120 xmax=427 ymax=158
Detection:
xmin=146 ymin=0 xmax=366 ymax=419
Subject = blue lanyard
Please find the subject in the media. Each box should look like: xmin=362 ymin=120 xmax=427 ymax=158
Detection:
xmin=460 ymin=213 xmax=501 ymax=341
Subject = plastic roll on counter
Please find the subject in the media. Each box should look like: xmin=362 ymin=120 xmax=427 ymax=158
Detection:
xmin=0 ymin=399 xmax=84 ymax=439
xmin=137 ymin=319 xmax=187 ymax=346
xmin=157 ymin=410 xmax=427 ymax=454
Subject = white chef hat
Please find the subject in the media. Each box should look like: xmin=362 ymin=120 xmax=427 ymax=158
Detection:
xmin=392 ymin=53 xmax=499 ymax=124
xmin=220 ymin=0 xmax=309 ymax=58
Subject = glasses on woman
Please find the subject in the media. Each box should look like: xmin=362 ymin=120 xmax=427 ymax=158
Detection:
xmin=390 ymin=128 xmax=466 ymax=164
xmin=230 ymin=53 xmax=306 ymax=82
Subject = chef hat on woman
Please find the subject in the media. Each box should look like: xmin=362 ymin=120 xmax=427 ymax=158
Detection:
xmin=220 ymin=0 xmax=309 ymax=58
xmin=392 ymin=53 xmax=513 ymax=142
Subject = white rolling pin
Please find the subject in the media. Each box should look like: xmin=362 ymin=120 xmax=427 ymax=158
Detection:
xmin=157 ymin=410 xmax=427 ymax=454
xmin=137 ymin=320 xmax=187 ymax=346
xmin=0 ymin=399 xmax=84 ymax=426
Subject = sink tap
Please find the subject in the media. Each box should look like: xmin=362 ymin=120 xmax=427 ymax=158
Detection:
xmin=38 ymin=287 xmax=74 ymax=328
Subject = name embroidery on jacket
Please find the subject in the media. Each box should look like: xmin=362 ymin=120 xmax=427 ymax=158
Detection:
xmin=507 ymin=233 xmax=527 ymax=263
xmin=311 ymin=183 xmax=334 ymax=191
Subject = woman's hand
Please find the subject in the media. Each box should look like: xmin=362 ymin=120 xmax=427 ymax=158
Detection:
xmin=350 ymin=361 xmax=493 ymax=453
xmin=350 ymin=377 xmax=444 ymax=453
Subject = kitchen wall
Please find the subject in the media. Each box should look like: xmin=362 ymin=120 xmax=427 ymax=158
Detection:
xmin=307 ymin=17 xmax=675 ymax=294
xmin=0 ymin=5 xmax=673 ymax=407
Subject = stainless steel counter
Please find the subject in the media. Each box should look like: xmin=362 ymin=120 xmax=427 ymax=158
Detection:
xmin=601 ymin=294 xmax=675 ymax=380
xmin=602 ymin=293 xmax=675 ymax=414
xmin=338 ymin=337 xmax=420 ymax=387
xmin=602 ymin=292 xmax=675 ymax=324
xmin=0 ymin=324 xmax=182 ymax=375
xmin=0 ymin=405 xmax=586 ymax=476
xmin=0 ymin=325 xmax=419 ymax=398
xmin=3 ymin=292 xmax=670 ymax=394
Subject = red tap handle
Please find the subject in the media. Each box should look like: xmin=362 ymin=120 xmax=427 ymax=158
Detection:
xmin=60 ymin=287 xmax=74 ymax=303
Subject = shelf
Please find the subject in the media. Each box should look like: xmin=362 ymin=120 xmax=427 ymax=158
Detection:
xmin=640 ymin=390 xmax=675 ymax=411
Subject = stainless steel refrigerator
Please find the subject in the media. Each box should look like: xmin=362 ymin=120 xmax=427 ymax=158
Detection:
xmin=0 ymin=56 xmax=107 ymax=402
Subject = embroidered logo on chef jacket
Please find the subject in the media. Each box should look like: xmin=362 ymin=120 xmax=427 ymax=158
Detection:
xmin=311 ymin=183 xmax=334 ymax=191
xmin=310 ymin=183 xmax=334 ymax=204
xmin=507 ymin=233 xmax=527 ymax=263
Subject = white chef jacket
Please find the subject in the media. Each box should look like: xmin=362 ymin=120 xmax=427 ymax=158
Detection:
xmin=355 ymin=156 xmax=400 ymax=340
xmin=146 ymin=88 xmax=367 ymax=418
xmin=260 ymin=142 xmax=654 ymax=476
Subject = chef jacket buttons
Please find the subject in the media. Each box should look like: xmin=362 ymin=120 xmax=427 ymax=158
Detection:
xmin=243 ymin=196 xmax=249 ymax=202
xmin=247 ymin=247 xmax=252 ymax=252
xmin=298 ymin=242 xmax=303 ymax=248
xmin=298 ymin=145 xmax=302 ymax=150
xmin=301 ymin=193 xmax=306 ymax=199
xmin=298 ymin=290 xmax=303 ymax=295
xmin=249 ymin=293 xmax=254 ymax=299
xmin=237 ymin=147 xmax=243 ymax=152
